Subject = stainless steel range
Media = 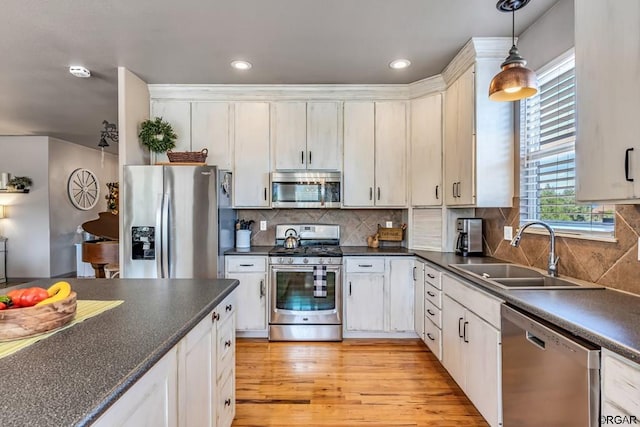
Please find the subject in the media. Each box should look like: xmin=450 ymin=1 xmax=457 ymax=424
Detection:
xmin=268 ymin=224 xmax=342 ymax=341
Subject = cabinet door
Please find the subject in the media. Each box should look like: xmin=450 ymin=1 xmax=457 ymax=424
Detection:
xmin=93 ymin=348 xmax=178 ymax=427
xmin=442 ymin=295 xmax=466 ymax=389
xmin=150 ymin=101 xmax=191 ymax=163
xmin=575 ymin=0 xmax=640 ymax=202
xmin=227 ymin=272 xmax=267 ymax=331
xmin=233 ymin=102 xmax=270 ymax=207
xmin=191 ymin=102 xmax=232 ymax=170
xmin=179 ymin=314 xmax=213 ymax=427
xmin=375 ymin=101 xmax=407 ymax=206
xmin=411 ymin=94 xmax=443 ymax=206
xmin=272 ymin=102 xmax=307 ymax=170
xmin=343 ymin=102 xmax=375 ymax=207
xmin=413 ymin=260 xmax=425 ymax=340
xmin=445 ymin=67 xmax=475 ymax=206
xmin=465 ymin=310 xmax=501 ymax=427
xmin=345 ymin=273 xmax=385 ymax=332
xmin=307 ymin=102 xmax=341 ymax=170
xmin=388 ymin=258 xmax=415 ymax=332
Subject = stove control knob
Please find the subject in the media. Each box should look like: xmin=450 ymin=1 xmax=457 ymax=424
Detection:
xmin=287 ymin=258 xmax=294 ymax=264
xmin=278 ymin=257 xmax=285 ymax=264
xmin=319 ymin=258 xmax=324 ymax=264
xmin=303 ymin=258 xmax=309 ymax=264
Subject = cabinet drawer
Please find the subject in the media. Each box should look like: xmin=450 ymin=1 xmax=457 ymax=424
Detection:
xmin=425 ymin=282 xmax=442 ymax=309
xmin=424 ymin=318 xmax=442 ymax=360
xmin=345 ymin=257 xmax=385 ymax=273
xmin=442 ymin=274 xmax=503 ymax=329
xmin=424 ymin=301 xmax=441 ymax=328
xmin=216 ymin=314 xmax=234 ymax=379
xmin=226 ymin=256 xmax=266 ymax=272
xmin=217 ymin=369 xmax=235 ymax=427
xmin=424 ymin=264 xmax=441 ymax=289
xmin=602 ymin=350 xmax=640 ymax=417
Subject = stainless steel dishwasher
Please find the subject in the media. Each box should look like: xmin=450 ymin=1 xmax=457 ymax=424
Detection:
xmin=501 ymin=305 xmax=600 ymax=427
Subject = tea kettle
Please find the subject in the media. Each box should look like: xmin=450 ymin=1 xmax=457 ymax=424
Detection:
xmin=283 ymin=228 xmax=300 ymax=249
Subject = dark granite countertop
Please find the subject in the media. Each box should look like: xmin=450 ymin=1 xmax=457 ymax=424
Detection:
xmin=413 ymin=250 xmax=640 ymax=363
xmin=0 ymin=278 xmax=239 ymax=427
xmin=225 ymin=245 xmax=273 ymax=255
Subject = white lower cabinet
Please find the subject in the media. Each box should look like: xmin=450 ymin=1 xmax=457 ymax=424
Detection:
xmin=92 ymin=290 xmax=236 ymax=427
xmin=441 ymin=275 xmax=502 ymax=427
xmin=413 ymin=259 xmax=425 ymax=341
xmin=601 ymin=349 xmax=640 ymax=422
xmin=343 ymin=257 xmax=414 ymax=336
xmin=225 ymin=256 xmax=268 ymax=336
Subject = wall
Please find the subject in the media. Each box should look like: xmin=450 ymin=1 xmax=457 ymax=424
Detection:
xmin=237 ymin=209 xmax=405 ymax=247
xmin=0 ymin=136 xmax=51 ymax=277
xmin=0 ymin=136 xmax=117 ymax=278
xmin=479 ymin=0 xmax=640 ymax=295
xmin=48 ymin=138 xmax=118 ymax=277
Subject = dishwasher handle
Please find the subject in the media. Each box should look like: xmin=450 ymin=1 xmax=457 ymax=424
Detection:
xmin=501 ymin=304 xmax=600 ymax=369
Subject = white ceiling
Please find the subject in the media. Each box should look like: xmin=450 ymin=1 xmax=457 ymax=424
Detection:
xmin=1 ymin=0 xmax=558 ymax=154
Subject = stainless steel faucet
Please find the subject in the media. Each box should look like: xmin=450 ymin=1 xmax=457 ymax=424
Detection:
xmin=510 ymin=221 xmax=559 ymax=277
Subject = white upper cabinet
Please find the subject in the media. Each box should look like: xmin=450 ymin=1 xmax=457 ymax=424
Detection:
xmin=443 ymin=42 xmax=514 ymax=207
xmin=343 ymin=102 xmax=376 ymax=207
xmin=575 ymin=0 xmax=640 ymax=202
xmin=411 ymin=93 xmax=443 ymax=206
xmin=191 ymin=102 xmax=233 ymax=170
xmin=233 ymin=102 xmax=271 ymax=208
xmin=343 ymin=101 xmax=407 ymax=207
xmin=272 ymin=101 xmax=341 ymax=171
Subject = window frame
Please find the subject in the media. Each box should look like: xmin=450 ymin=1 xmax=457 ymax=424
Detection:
xmin=518 ymin=48 xmax=616 ymax=241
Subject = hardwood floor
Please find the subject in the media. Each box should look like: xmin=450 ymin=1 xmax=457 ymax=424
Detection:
xmin=233 ymin=339 xmax=488 ymax=427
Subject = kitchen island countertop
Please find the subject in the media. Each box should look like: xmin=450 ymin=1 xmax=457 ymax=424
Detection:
xmin=0 ymin=277 xmax=238 ymax=427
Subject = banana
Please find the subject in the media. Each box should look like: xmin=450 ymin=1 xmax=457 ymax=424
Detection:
xmin=36 ymin=281 xmax=72 ymax=306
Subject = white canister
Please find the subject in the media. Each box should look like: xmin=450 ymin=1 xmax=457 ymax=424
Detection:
xmin=236 ymin=230 xmax=251 ymax=249
xmin=0 ymin=173 xmax=9 ymax=190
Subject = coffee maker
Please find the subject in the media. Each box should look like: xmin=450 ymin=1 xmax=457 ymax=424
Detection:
xmin=455 ymin=218 xmax=483 ymax=256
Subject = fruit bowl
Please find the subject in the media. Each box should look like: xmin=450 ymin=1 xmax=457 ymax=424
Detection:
xmin=0 ymin=292 xmax=77 ymax=341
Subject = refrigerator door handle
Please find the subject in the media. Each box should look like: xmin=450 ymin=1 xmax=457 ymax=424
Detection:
xmin=155 ymin=193 xmax=165 ymax=278
xmin=161 ymin=192 xmax=171 ymax=278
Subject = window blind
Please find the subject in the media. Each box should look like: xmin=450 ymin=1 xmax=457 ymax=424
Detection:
xmin=520 ymin=54 xmax=614 ymax=236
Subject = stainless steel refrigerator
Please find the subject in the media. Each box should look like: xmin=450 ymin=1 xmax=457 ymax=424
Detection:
xmin=122 ymin=165 xmax=219 ymax=279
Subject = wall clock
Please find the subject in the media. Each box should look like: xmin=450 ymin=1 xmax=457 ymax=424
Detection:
xmin=67 ymin=168 xmax=100 ymax=210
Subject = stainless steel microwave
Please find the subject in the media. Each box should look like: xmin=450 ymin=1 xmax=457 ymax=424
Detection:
xmin=271 ymin=171 xmax=341 ymax=208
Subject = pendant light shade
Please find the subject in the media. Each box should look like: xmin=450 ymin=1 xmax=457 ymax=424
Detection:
xmin=489 ymin=0 xmax=538 ymax=102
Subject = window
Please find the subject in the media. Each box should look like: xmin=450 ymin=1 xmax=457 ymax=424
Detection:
xmin=520 ymin=50 xmax=615 ymax=238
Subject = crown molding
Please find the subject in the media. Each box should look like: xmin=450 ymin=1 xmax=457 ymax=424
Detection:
xmin=441 ymin=37 xmax=512 ymax=85
xmin=407 ymin=75 xmax=446 ymax=99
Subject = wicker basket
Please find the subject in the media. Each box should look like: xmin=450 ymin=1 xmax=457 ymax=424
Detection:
xmin=166 ymin=148 xmax=208 ymax=163
xmin=377 ymin=225 xmax=404 ymax=241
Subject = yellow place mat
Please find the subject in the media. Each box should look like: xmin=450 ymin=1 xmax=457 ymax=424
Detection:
xmin=0 ymin=300 xmax=124 ymax=359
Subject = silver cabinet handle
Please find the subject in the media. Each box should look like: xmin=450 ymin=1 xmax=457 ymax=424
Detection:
xmin=240 ymin=264 xmax=255 ymax=267
xmin=456 ymin=182 xmax=462 ymax=198
xmin=259 ymin=279 xmax=265 ymax=298
xmin=463 ymin=321 xmax=469 ymax=343
xmin=458 ymin=317 xmax=464 ymax=338
xmin=358 ymin=264 xmax=373 ymax=268
xmin=453 ymin=182 xmax=457 ymax=198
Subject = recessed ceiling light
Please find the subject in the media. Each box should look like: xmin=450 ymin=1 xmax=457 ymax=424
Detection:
xmin=389 ymin=59 xmax=411 ymax=70
xmin=69 ymin=66 xmax=91 ymax=78
xmin=231 ymin=60 xmax=252 ymax=70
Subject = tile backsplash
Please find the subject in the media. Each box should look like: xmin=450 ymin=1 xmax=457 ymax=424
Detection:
xmin=477 ymin=200 xmax=640 ymax=296
xmin=237 ymin=209 xmax=404 ymax=247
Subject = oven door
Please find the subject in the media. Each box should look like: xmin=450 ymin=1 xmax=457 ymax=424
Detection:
xmin=270 ymin=264 xmax=342 ymax=325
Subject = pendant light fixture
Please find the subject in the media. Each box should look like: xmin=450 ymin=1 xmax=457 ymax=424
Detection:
xmin=488 ymin=0 xmax=538 ymax=102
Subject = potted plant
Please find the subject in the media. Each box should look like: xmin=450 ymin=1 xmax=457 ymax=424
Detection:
xmin=138 ymin=117 xmax=177 ymax=154
xmin=8 ymin=176 xmax=33 ymax=191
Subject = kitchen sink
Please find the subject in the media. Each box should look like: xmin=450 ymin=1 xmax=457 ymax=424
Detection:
xmin=448 ymin=263 xmax=603 ymax=290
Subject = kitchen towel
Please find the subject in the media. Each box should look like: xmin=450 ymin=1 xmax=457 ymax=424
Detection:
xmin=0 ymin=300 xmax=124 ymax=360
xmin=313 ymin=265 xmax=327 ymax=298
